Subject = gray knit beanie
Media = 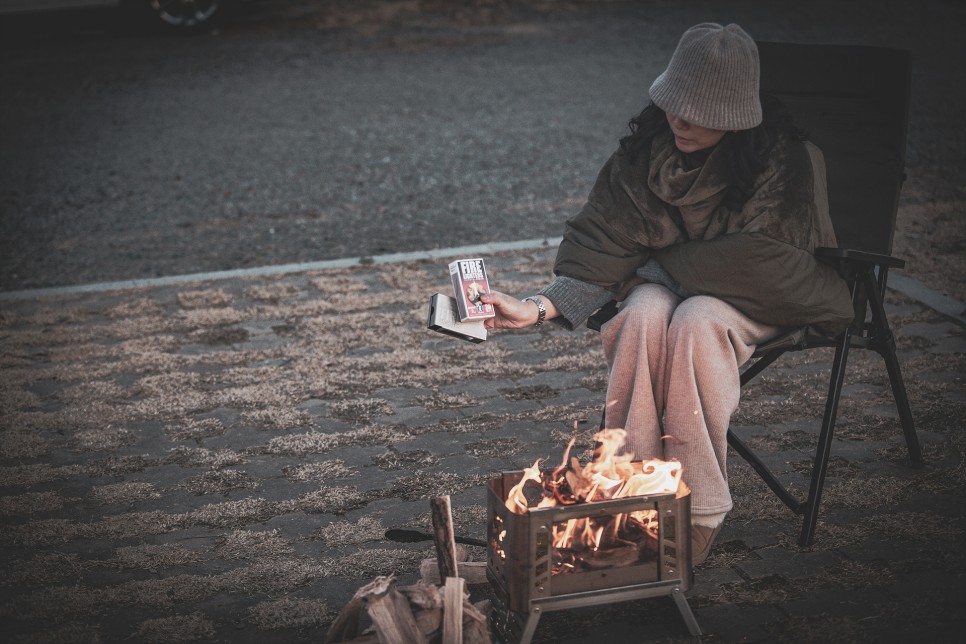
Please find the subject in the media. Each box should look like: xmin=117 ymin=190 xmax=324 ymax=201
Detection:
xmin=649 ymin=23 xmax=762 ymax=131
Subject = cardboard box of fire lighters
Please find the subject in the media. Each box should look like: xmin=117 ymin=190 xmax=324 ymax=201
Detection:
xmin=448 ymin=258 xmax=495 ymax=322
xmin=426 ymin=257 xmax=494 ymax=343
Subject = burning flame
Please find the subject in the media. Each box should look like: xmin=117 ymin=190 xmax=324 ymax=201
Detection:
xmin=503 ymin=429 xmax=685 ymax=556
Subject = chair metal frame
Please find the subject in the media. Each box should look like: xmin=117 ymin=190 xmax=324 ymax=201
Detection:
xmin=730 ymin=248 xmax=923 ymax=546
xmin=728 ymin=42 xmax=924 ymax=546
xmin=591 ymin=42 xmax=924 ymax=547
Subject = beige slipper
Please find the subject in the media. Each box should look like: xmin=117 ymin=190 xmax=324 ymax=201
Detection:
xmin=691 ymin=523 xmax=723 ymax=567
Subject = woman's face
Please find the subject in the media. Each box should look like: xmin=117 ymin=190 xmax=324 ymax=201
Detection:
xmin=666 ymin=113 xmax=727 ymax=153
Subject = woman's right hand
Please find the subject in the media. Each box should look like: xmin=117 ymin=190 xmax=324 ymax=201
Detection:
xmin=479 ymin=290 xmax=542 ymax=329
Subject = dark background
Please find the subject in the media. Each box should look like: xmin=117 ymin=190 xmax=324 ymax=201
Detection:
xmin=2 ymin=0 xmax=963 ymax=294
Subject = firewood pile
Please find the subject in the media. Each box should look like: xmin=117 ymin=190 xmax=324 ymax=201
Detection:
xmin=325 ymin=496 xmax=492 ymax=644
xmin=324 ymin=574 xmax=490 ymax=643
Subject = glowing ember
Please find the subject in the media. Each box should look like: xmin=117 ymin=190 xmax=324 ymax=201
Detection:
xmin=499 ymin=429 xmax=687 ymax=573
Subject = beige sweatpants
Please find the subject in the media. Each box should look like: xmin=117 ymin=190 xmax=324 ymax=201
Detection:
xmin=600 ymin=284 xmax=779 ymax=518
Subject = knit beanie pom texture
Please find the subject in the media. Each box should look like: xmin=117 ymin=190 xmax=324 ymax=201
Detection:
xmin=649 ymin=22 xmax=762 ymax=131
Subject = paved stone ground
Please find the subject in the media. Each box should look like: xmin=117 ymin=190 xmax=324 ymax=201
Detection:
xmin=1 ymin=246 xmax=964 ymax=643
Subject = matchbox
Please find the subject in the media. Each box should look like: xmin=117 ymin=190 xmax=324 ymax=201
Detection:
xmin=427 ymin=293 xmax=487 ymax=343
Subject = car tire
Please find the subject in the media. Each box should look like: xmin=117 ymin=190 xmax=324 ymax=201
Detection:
xmin=132 ymin=0 xmax=229 ymax=33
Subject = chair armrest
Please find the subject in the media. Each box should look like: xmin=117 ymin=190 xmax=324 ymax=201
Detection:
xmin=816 ymin=247 xmax=906 ymax=270
xmin=588 ymin=247 xmax=904 ymax=334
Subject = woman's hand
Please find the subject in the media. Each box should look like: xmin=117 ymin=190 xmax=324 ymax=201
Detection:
xmin=480 ymin=290 xmax=552 ymax=329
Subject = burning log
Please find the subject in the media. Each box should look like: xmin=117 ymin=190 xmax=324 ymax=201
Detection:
xmin=497 ymin=429 xmax=687 ymax=576
xmin=487 ymin=469 xmax=698 ymax=629
xmin=485 ymin=429 xmax=701 ymax=642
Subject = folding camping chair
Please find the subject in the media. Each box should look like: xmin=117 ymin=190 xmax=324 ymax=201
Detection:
xmin=589 ymin=42 xmax=923 ymax=547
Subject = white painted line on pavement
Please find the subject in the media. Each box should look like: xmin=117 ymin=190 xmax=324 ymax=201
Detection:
xmin=0 ymin=237 xmax=563 ymax=302
xmin=2 ymin=239 xmax=964 ymax=327
xmin=888 ymin=272 xmax=966 ymax=325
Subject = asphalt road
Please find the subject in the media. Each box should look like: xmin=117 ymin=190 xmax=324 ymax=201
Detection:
xmin=1 ymin=0 xmax=963 ymax=292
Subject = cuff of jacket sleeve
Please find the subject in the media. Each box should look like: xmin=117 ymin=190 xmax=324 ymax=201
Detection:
xmin=538 ymin=277 xmax=616 ymax=330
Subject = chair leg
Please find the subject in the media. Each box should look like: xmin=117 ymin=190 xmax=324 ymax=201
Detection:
xmin=880 ymin=345 xmax=923 ymax=467
xmin=727 ymin=429 xmax=803 ymax=514
xmin=799 ymin=329 xmax=852 ymax=547
xmin=861 ymin=268 xmax=924 ymax=469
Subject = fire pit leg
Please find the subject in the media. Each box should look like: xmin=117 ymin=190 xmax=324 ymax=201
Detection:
xmin=670 ymin=587 xmax=702 ymax=637
xmin=517 ymin=607 xmax=542 ymax=644
xmin=488 ymin=595 xmax=540 ymax=644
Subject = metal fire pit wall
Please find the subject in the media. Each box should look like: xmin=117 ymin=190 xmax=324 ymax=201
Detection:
xmin=486 ymin=469 xmax=702 ymax=643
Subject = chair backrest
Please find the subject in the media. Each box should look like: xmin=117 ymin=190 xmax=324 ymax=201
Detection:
xmin=756 ymin=42 xmax=912 ymax=255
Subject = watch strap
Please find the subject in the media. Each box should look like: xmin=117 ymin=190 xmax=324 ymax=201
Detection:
xmin=523 ymin=296 xmax=546 ymax=327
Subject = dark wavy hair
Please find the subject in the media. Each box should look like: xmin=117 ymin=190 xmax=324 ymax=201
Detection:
xmin=618 ymin=94 xmax=807 ymax=211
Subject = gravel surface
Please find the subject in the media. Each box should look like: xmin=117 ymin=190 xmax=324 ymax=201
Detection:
xmin=1 ymin=0 xmax=964 ymax=300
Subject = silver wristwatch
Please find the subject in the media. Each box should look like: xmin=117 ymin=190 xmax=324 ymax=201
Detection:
xmin=523 ymin=296 xmax=546 ymax=327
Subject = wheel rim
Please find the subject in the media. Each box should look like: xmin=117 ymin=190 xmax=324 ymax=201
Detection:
xmin=150 ymin=0 xmax=220 ymax=27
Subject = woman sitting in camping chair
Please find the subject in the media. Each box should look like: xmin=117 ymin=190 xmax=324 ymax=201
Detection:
xmin=481 ymin=23 xmax=854 ymax=565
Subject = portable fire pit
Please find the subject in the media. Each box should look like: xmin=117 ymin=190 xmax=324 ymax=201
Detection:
xmin=485 ymin=431 xmax=702 ymax=643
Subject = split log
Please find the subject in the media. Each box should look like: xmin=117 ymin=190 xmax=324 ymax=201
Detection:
xmin=398 ymin=582 xmax=443 ymax=612
xmin=376 ymin=586 xmax=427 ymax=644
xmin=324 ymin=596 xmax=363 ymax=644
xmin=420 ymin=543 xmax=489 ymax=584
xmin=419 ymin=559 xmax=489 ymax=585
xmin=334 ymin=588 xmax=490 ymax=644
xmin=324 ymin=575 xmax=427 ymax=644
xmin=442 ymin=577 xmax=465 ymax=644
xmin=328 ymin=495 xmax=492 ymax=643
xmin=460 ymin=596 xmax=491 ymax=644
xmin=332 ymin=610 xmax=441 ymax=644
xmin=430 ymin=495 xmax=459 ymax=580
